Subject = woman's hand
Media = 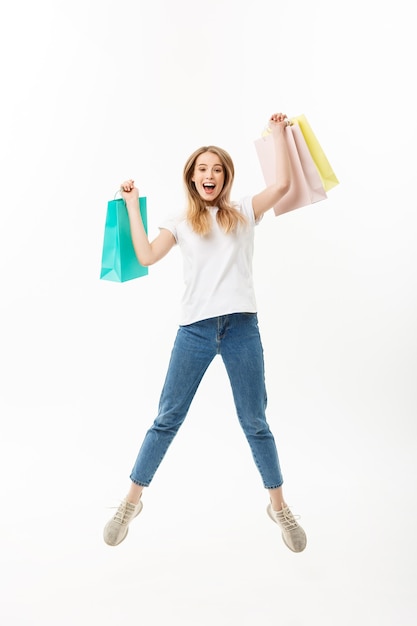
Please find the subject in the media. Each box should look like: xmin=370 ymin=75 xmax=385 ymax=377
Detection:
xmin=268 ymin=112 xmax=290 ymax=132
xmin=120 ymin=179 xmax=138 ymax=203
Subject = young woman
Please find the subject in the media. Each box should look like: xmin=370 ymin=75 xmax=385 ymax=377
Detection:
xmin=104 ymin=112 xmax=307 ymax=553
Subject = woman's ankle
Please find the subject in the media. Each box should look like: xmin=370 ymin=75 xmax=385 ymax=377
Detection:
xmin=127 ymin=483 xmax=144 ymax=505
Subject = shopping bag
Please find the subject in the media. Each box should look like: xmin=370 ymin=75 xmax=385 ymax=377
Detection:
xmin=255 ymin=124 xmax=327 ymax=216
xmin=100 ymin=196 xmax=148 ymax=282
xmin=291 ymin=114 xmax=339 ymax=191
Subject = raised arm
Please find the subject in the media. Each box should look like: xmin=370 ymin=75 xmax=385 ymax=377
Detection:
xmin=120 ymin=180 xmax=176 ymax=267
xmin=252 ymin=112 xmax=291 ymax=220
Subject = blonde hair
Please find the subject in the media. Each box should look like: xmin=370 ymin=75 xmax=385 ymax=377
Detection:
xmin=183 ymin=146 xmax=247 ymax=236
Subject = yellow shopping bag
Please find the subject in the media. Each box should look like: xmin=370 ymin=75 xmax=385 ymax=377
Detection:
xmin=291 ymin=114 xmax=339 ymax=192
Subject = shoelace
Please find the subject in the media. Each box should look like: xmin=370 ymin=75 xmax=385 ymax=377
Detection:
xmin=111 ymin=501 xmax=136 ymax=525
xmin=276 ymin=507 xmax=300 ymax=531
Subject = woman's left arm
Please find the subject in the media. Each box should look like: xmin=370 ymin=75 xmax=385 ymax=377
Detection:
xmin=252 ymin=112 xmax=291 ymax=220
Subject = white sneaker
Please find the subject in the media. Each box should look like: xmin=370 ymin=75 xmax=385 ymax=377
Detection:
xmin=267 ymin=503 xmax=307 ymax=552
xmin=104 ymin=498 xmax=143 ymax=546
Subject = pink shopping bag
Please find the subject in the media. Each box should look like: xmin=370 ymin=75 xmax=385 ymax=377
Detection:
xmin=254 ymin=124 xmax=327 ymax=216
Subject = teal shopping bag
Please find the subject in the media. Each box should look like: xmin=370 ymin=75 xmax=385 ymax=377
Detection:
xmin=100 ymin=196 xmax=149 ymax=282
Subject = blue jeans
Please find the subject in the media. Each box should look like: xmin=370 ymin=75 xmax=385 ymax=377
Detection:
xmin=130 ymin=313 xmax=283 ymax=489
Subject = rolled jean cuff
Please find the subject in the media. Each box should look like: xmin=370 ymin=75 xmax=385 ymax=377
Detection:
xmin=130 ymin=475 xmax=150 ymax=487
xmin=265 ymin=481 xmax=284 ymax=490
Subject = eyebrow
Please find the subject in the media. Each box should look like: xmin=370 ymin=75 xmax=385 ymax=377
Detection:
xmin=197 ymin=163 xmax=223 ymax=167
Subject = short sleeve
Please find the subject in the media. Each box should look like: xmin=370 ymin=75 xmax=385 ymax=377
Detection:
xmin=238 ymin=196 xmax=263 ymax=225
xmin=158 ymin=214 xmax=184 ymax=243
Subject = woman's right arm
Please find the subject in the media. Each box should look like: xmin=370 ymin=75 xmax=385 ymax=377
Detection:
xmin=121 ymin=180 xmax=176 ymax=267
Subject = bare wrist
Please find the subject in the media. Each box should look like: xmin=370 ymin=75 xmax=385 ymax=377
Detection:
xmin=125 ymin=198 xmax=139 ymax=210
xmin=271 ymin=125 xmax=286 ymax=135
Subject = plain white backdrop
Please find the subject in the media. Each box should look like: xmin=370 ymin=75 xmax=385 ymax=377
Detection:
xmin=1 ymin=0 xmax=416 ymax=624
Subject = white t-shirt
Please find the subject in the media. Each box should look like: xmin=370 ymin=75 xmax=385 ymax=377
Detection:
xmin=159 ymin=196 xmax=261 ymax=326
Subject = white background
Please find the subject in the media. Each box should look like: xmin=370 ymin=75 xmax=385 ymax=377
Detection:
xmin=1 ymin=0 xmax=416 ymax=624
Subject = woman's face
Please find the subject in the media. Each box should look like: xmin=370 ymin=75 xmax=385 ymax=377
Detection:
xmin=192 ymin=151 xmax=225 ymax=203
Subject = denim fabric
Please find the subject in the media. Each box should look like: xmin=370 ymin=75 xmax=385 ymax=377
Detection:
xmin=130 ymin=313 xmax=283 ymax=489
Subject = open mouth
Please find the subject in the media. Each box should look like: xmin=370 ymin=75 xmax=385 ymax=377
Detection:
xmin=203 ymin=183 xmax=216 ymax=194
